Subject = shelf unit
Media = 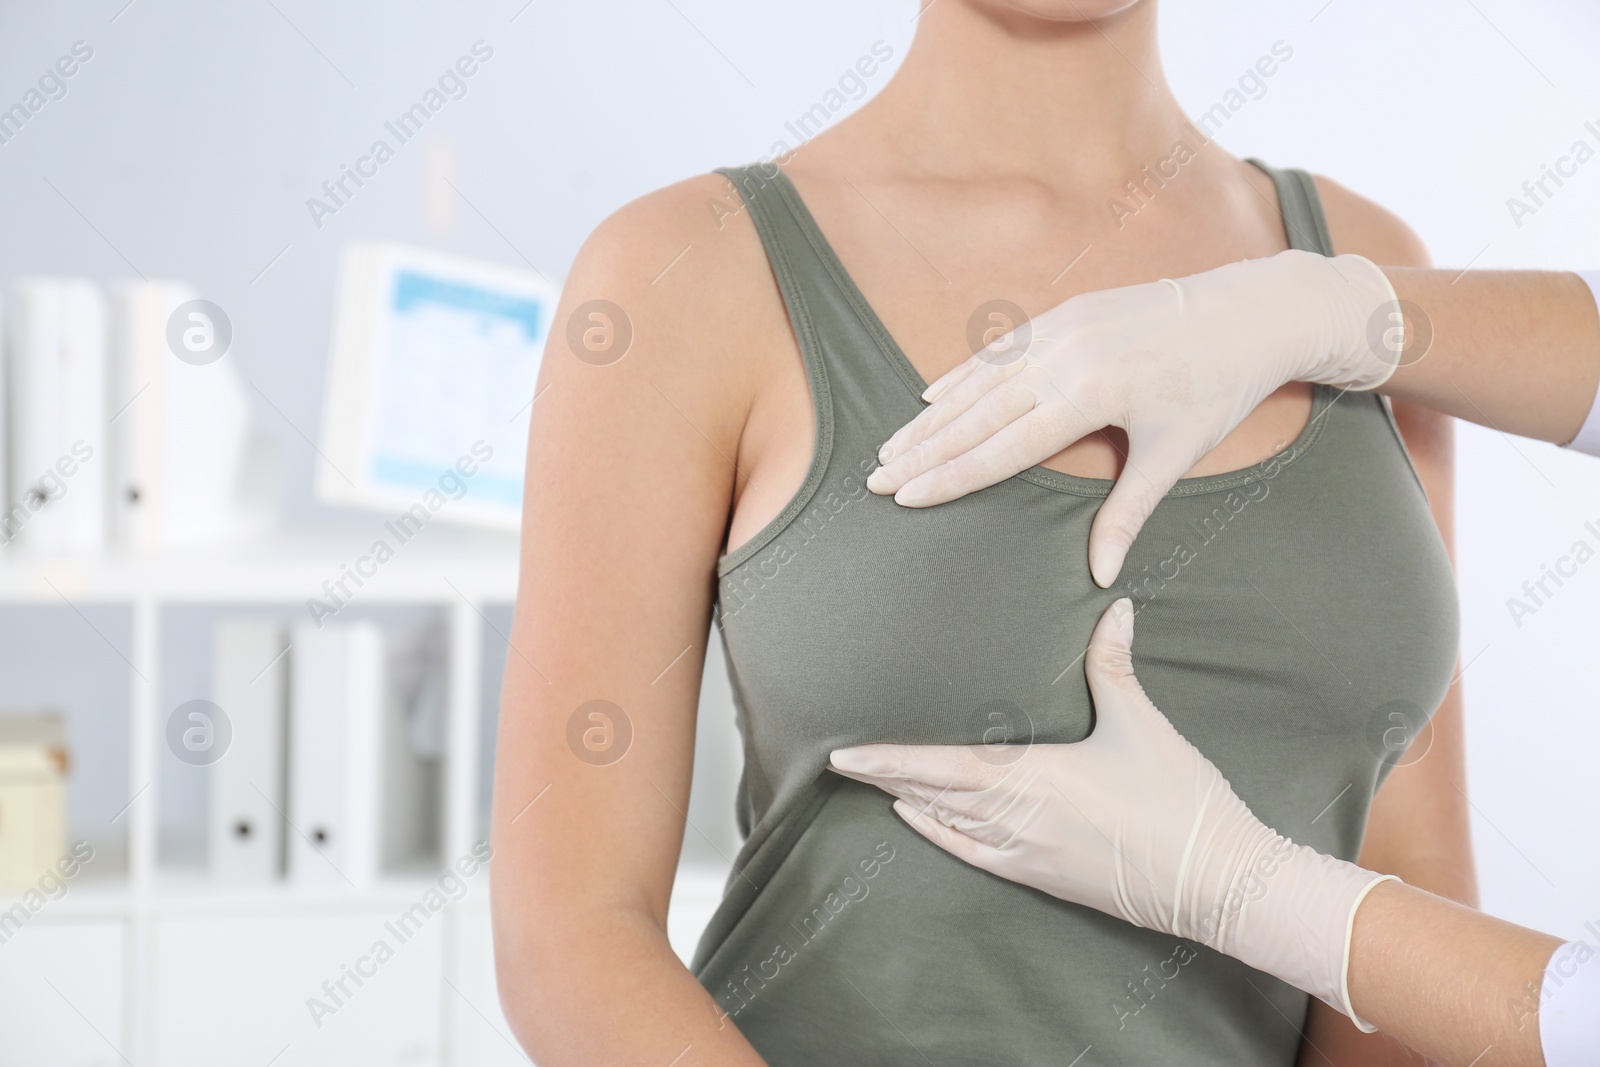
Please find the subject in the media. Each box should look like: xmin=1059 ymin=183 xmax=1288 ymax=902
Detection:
xmin=0 ymin=547 xmax=517 ymax=1066
xmin=0 ymin=545 xmax=739 ymax=1066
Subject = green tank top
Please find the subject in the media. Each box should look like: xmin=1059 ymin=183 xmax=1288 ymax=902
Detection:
xmin=693 ymin=160 xmax=1459 ymax=1066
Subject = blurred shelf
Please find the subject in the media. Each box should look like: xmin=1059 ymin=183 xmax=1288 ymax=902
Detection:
xmin=0 ymin=878 xmax=134 ymax=922
xmin=8 ymin=861 xmax=721 ymax=929
xmin=0 ymin=541 xmax=519 ymax=603
xmin=151 ymin=870 xmax=491 ymax=919
xmin=2 ymin=876 xmax=498 ymax=924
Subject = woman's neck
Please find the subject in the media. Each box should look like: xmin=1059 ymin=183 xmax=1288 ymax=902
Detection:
xmin=851 ymin=0 xmax=1198 ymax=191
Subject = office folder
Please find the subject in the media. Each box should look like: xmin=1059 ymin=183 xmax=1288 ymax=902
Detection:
xmin=6 ymin=279 xmax=107 ymax=554
xmin=209 ymin=619 xmax=289 ymax=883
xmin=288 ymin=620 xmax=384 ymax=888
xmin=107 ymin=281 xmax=255 ymax=552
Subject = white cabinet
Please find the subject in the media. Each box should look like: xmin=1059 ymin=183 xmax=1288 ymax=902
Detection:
xmin=0 ymin=921 xmax=126 ymax=1067
xmin=153 ymin=911 xmax=443 ymax=1067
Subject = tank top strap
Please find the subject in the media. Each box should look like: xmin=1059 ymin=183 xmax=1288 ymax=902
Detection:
xmin=715 ymin=164 xmax=929 ymax=471
xmin=1245 ymin=158 xmax=1336 ymax=256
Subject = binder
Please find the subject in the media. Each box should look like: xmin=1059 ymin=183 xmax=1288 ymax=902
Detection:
xmin=107 ymin=281 xmax=255 ymax=552
xmin=6 ymin=279 xmax=107 ymax=554
xmin=208 ymin=620 xmax=289 ymax=883
xmin=287 ymin=620 xmax=386 ymax=888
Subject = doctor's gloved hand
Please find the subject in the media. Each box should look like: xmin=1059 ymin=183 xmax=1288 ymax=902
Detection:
xmin=827 ymin=599 xmax=1397 ymax=1031
xmin=866 ymin=250 xmax=1404 ymax=586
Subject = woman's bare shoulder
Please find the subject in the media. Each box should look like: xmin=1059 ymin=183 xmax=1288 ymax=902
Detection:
xmin=580 ymin=172 xmax=759 ymax=270
xmin=563 ymin=171 xmax=786 ymax=386
xmin=1310 ymin=173 xmax=1432 ymax=269
xmin=575 ymin=172 xmax=776 ymax=306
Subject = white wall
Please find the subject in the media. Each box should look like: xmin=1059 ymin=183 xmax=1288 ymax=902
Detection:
xmin=0 ymin=0 xmax=1595 ymax=957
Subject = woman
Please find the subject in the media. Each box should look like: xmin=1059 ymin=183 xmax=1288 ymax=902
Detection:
xmin=489 ymin=2 xmax=1474 ymax=1063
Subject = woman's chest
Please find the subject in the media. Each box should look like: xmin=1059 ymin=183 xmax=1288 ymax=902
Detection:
xmin=718 ymin=412 xmax=1459 ymax=826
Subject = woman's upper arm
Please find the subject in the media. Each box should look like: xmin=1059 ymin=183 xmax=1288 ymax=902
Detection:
xmin=490 ymin=175 xmax=770 ymax=941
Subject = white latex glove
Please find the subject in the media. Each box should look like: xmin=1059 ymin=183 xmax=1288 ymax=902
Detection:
xmin=827 ymin=599 xmax=1397 ymax=1031
xmin=866 ymin=250 xmax=1404 ymax=587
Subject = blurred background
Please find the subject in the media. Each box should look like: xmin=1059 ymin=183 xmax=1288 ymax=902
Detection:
xmin=0 ymin=0 xmax=1596 ymax=1064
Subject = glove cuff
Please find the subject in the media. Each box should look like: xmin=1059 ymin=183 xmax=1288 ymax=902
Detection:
xmin=1338 ymin=873 xmax=1399 ymax=1032
xmin=1302 ymin=251 xmax=1404 ymax=391
xmin=1178 ymin=249 xmax=1402 ymax=393
xmin=1203 ymin=833 xmax=1397 ymax=1031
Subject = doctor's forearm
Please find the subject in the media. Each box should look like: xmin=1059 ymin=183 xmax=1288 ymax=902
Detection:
xmin=1381 ymin=269 xmax=1600 ymax=445
xmin=1346 ymin=880 xmax=1560 ymax=1067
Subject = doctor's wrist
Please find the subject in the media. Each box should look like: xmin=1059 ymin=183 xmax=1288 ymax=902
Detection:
xmin=1202 ymin=832 xmax=1398 ymax=1033
xmin=1290 ymin=250 xmax=1404 ymax=392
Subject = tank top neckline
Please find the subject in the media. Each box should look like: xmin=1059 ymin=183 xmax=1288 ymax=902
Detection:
xmin=720 ymin=160 xmax=1344 ymax=575
xmin=755 ymin=163 xmax=1331 ymax=492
